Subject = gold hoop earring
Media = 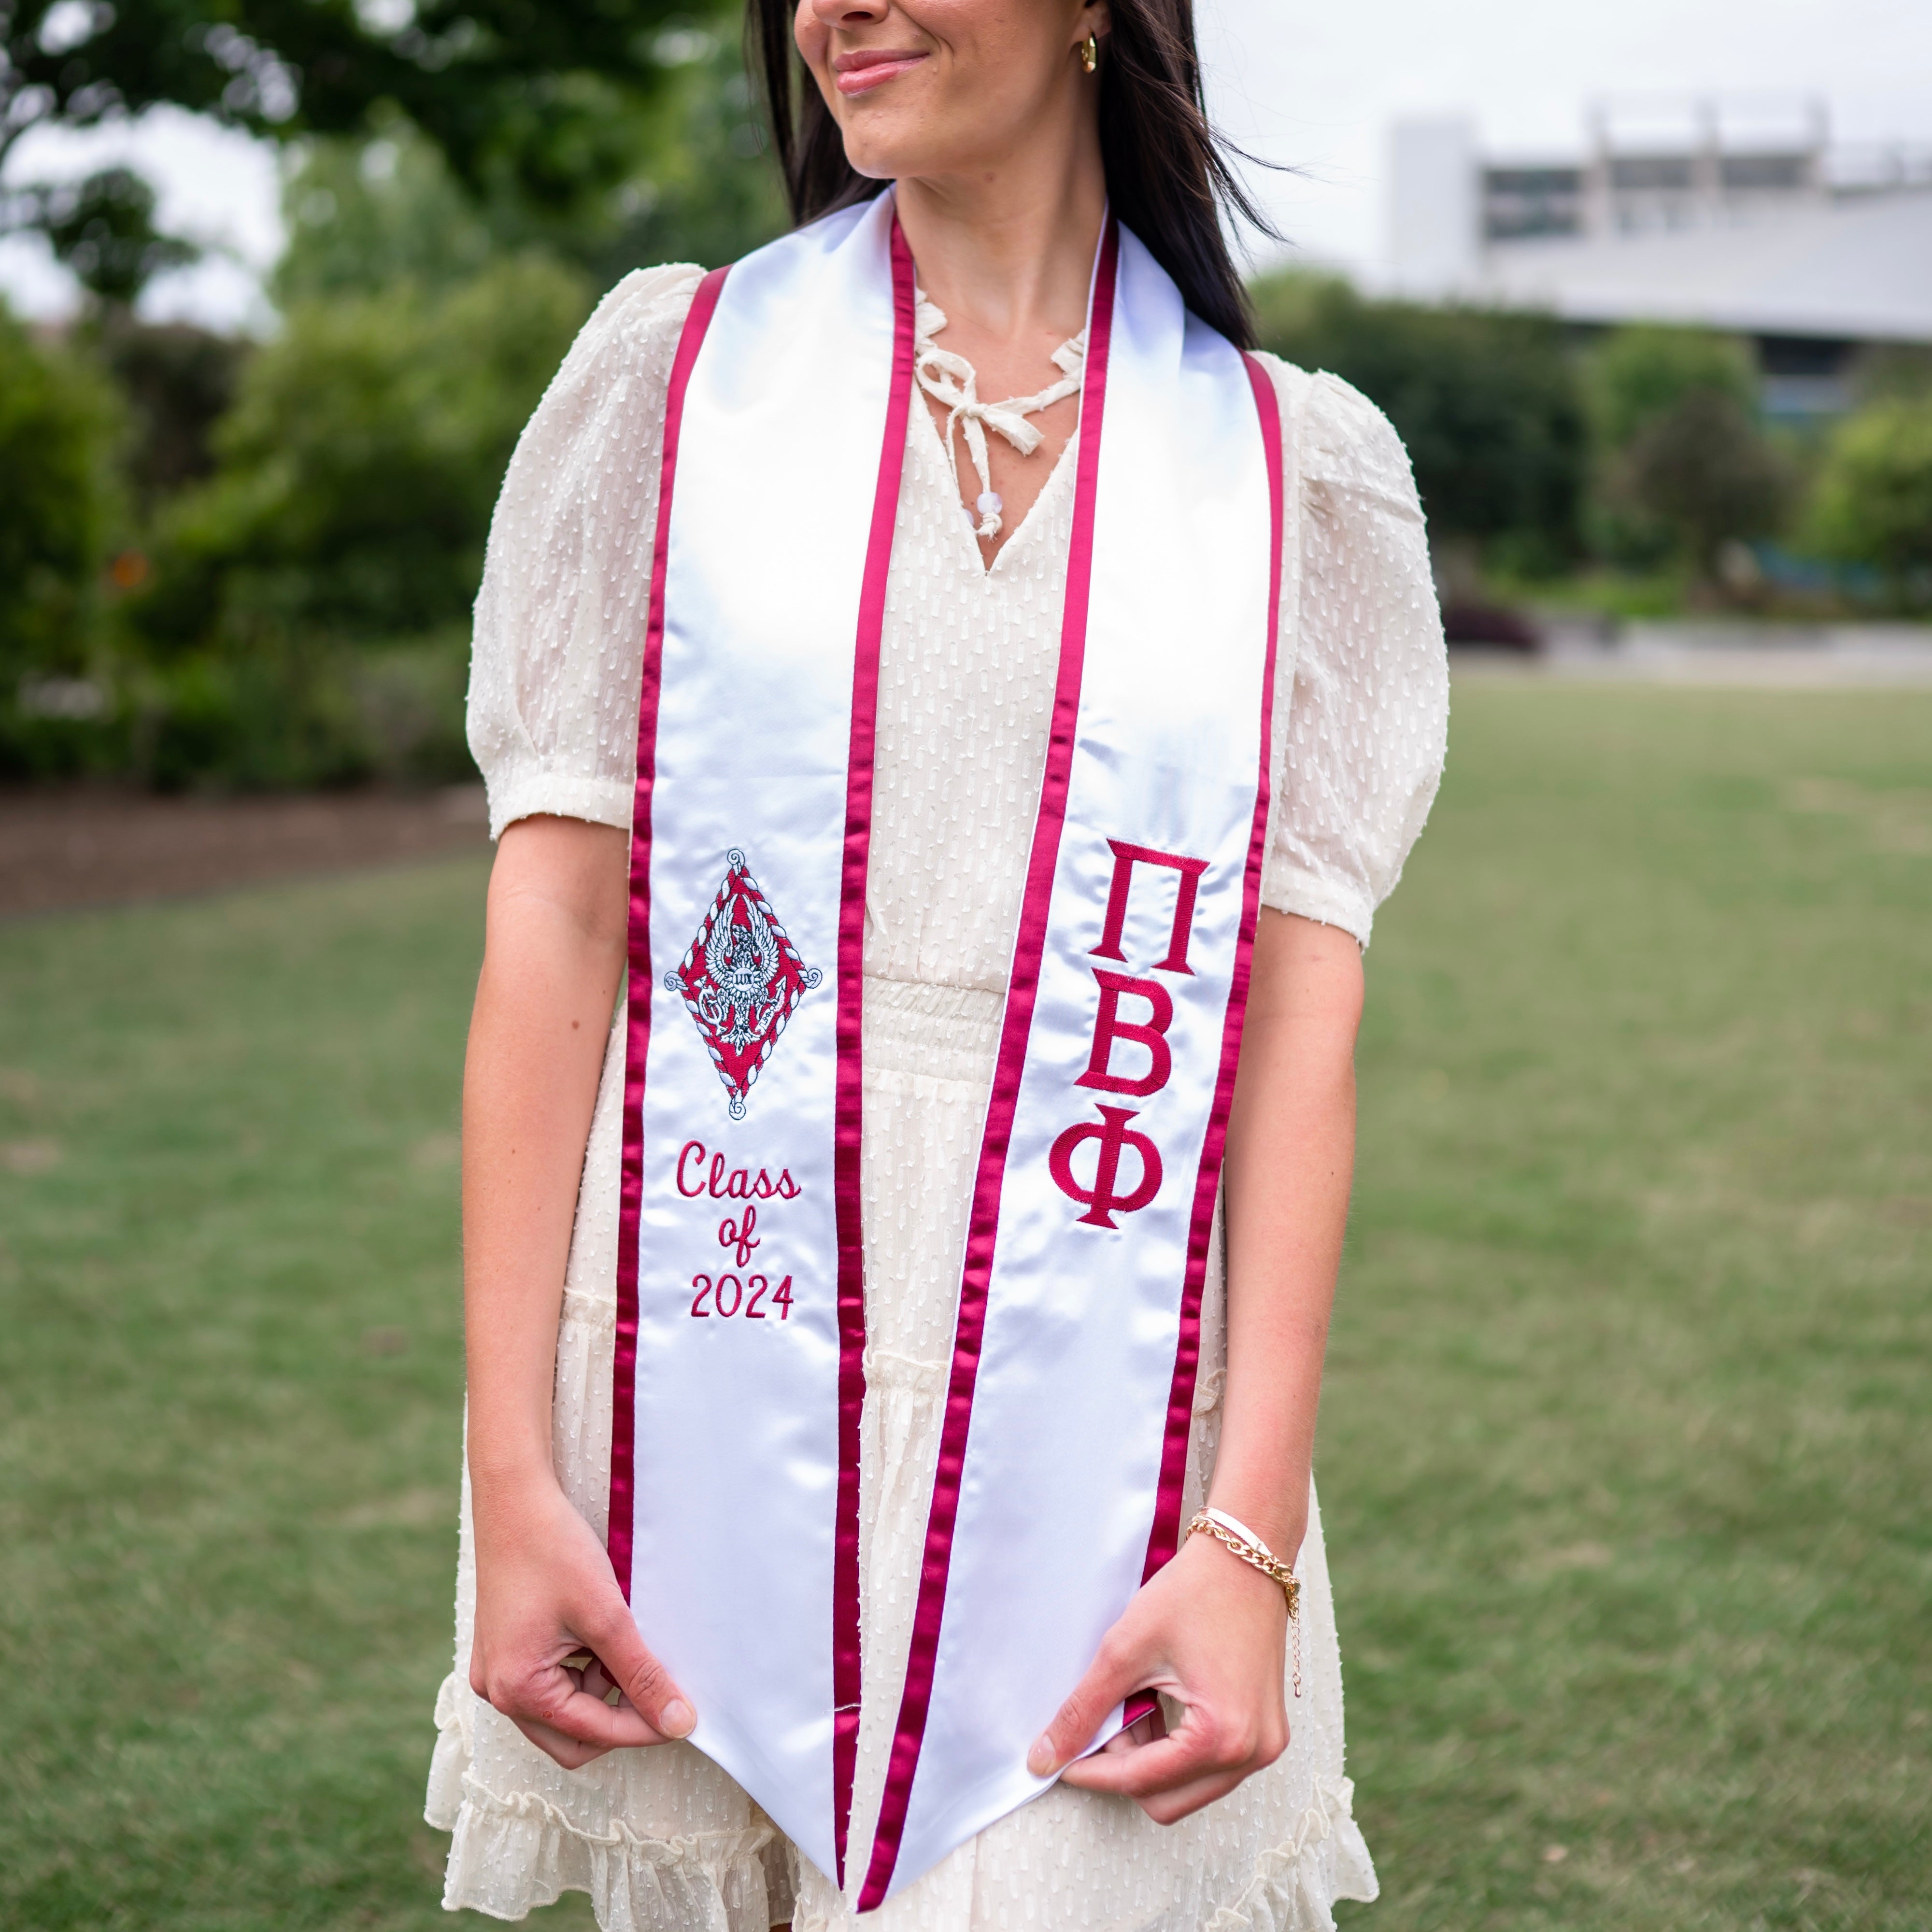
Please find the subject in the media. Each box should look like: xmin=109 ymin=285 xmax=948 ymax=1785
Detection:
xmin=1081 ymin=32 xmax=1099 ymax=72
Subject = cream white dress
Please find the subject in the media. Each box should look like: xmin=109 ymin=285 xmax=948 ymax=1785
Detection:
xmin=429 ymin=261 xmax=1449 ymax=1932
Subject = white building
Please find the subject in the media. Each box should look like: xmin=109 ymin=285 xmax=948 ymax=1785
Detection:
xmin=1388 ymin=99 xmax=1932 ymax=414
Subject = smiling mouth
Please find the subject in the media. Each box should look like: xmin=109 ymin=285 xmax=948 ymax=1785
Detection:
xmin=832 ymin=47 xmax=928 ymax=95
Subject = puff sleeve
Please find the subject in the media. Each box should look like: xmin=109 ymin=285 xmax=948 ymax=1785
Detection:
xmin=1256 ymin=359 xmax=1449 ymax=947
xmin=465 ymin=264 xmax=706 ymax=840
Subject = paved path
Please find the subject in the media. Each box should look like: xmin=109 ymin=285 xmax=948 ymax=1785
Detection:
xmin=8 ymin=626 xmax=1930 ymax=919
xmin=1455 ymin=621 xmax=1932 ymax=688
xmin=0 ymin=784 xmax=489 ymax=920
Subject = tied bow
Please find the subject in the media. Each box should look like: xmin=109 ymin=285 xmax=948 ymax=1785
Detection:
xmin=914 ymin=290 xmax=1085 ymax=542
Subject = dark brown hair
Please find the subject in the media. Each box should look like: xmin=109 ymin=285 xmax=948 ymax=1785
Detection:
xmin=746 ymin=0 xmax=1277 ymax=350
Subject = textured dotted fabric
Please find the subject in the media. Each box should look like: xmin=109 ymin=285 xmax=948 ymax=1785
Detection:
xmin=429 ymin=262 xmax=1448 ymax=1932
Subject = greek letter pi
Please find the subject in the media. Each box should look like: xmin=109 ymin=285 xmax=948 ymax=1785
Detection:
xmin=1049 ymin=841 xmax=1209 ymax=1228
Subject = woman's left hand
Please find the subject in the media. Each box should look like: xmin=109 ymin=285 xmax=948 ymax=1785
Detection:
xmin=1026 ymin=1526 xmax=1294 ymax=1823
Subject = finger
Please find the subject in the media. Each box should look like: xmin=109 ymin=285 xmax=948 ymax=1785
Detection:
xmin=497 ymin=1645 xmax=679 ymax=1750
xmin=528 ymin=1673 xmax=674 ymax=1749
xmin=1057 ymin=1733 xmax=1211 ymax=1798
xmin=513 ymin=1714 xmax=613 ymax=1771
xmin=1062 ymin=1703 xmax=1287 ymax=1804
xmin=1081 ymin=1702 xmax=1165 ymax=1762
xmin=1133 ymin=1767 xmax=1250 ymax=1826
xmin=1027 ymin=1629 xmax=1152 ymax=1776
xmin=1062 ymin=1739 xmax=1248 ymax=1821
xmin=579 ymin=1601 xmax=696 ymax=1739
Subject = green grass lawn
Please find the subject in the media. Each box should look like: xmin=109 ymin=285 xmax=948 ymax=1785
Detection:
xmin=1333 ymin=687 xmax=1932 ymax=1931
xmin=1 ymin=684 xmax=1927 ymax=1932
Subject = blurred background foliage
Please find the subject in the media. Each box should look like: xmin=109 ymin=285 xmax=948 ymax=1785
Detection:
xmin=1249 ymin=272 xmax=1588 ymax=584
xmin=0 ymin=0 xmax=783 ymax=785
xmin=0 ymin=0 xmax=1928 ymax=787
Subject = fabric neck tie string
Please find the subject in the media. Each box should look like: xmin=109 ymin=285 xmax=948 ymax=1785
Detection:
xmin=913 ymin=288 xmax=1085 ymax=542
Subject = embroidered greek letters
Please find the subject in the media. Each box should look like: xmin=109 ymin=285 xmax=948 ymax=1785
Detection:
xmin=1077 ymin=970 xmax=1174 ymax=1096
xmin=1090 ymin=840 xmax=1210 ymax=975
xmin=1051 ymin=839 xmax=1208 ymax=1228
xmin=1048 ymin=1104 xmax=1165 ymax=1228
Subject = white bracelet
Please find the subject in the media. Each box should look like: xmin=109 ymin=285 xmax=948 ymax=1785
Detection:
xmin=1188 ymin=1506 xmax=1302 ymax=1699
xmin=1201 ymin=1505 xmax=1275 ymax=1561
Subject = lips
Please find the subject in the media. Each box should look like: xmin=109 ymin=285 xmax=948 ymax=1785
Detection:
xmin=832 ymin=46 xmax=928 ymax=94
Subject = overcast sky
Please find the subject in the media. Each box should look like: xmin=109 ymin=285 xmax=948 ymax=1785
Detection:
xmin=2 ymin=0 xmax=1928 ymax=328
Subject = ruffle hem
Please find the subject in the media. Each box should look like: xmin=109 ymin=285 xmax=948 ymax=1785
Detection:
xmin=428 ymin=1677 xmax=1375 ymax=1932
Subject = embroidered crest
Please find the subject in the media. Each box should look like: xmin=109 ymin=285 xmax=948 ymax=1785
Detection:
xmin=665 ymin=850 xmax=823 ymax=1119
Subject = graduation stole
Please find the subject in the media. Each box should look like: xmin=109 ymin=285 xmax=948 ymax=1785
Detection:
xmin=608 ymin=190 xmax=1282 ymax=1908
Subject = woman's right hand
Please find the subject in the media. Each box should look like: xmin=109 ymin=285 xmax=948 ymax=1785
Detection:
xmin=469 ymin=1467 xmax=697 ymax=1770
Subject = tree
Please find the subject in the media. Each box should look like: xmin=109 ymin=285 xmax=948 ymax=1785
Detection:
xmin=1608 ymin=387 xmax=1793 ymax=589
xmin=3 ymin=164 xmax=199 ymax=308
xmin=274 ymin=120 xmax=498 ymax=304
xmin=99 ymin=316 xmax=247 ymax=506
xmin=1579 ymin=324 xmax=1771 ymax=570
xmin=1 ymin=0 xmax=698 ymax=237
xmin=579 ymin=26 xmax=786 ymax=283
xmin=1250 ymin=270 xmax=1586 ymax=572
xmin=1808 ymin=396 xmax=1932 ymax=600
xmin=271 ymin=34 xmax=784 ymax=306
xmin=1583 ymin=323 xmax=1759 ymax=455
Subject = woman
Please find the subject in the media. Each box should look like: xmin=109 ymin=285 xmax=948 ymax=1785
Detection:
xmin=426 ymin=0 xmax=1447 ymax=1924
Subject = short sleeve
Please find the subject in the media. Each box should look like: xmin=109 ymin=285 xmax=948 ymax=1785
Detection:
xmin=1254 ymin=360 xmax=1449 ymax=947
xmin=466 ymin=263 xmax=706 ymax=840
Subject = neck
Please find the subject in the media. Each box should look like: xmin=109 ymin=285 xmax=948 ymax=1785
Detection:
xmin=892 ymin=116 xmax=1107 ymax=349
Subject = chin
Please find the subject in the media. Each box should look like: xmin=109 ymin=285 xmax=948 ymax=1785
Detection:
xmin=842 ymin=139 xmax=933 ymax=185
xmin=838 ymin=139 xmax=901 ymax=184
xmin=834 ymin=109 xmax=934 ymax=185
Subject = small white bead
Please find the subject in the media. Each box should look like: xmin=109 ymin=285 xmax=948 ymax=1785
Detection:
xmin=976 ymin=491 xmax=1003 ymax=517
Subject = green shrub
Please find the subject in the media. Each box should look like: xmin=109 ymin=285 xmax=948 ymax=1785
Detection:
xmin=114 ymin=252 xmax=589 ymax=788
xmin=1249 ymin=271 xmax=1587 ymax=573
xmin=0 ymin=307 xmax=125 ymax=776
xmin=133 ymin=645 xmax=370 ymax=791
xmin=140 ymin=252 xmax=593 ymax=659
xmin=132 ymin=631 xmax=472 ymax=793
xmin=0 ymin=309 xmax=120 ymax=675
xmin=1847 ymin=343 xmax=1932 ymax=407
xmin=1808 ymin=396 xmax=1932 ymax=602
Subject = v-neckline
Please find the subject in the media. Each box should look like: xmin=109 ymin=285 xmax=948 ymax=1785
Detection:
xmin=912 ymin=394 xmax=1081 ymax=581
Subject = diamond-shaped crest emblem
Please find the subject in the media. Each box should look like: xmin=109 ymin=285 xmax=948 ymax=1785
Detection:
xmin=664 ymin=849 xmax=823 ymax=1120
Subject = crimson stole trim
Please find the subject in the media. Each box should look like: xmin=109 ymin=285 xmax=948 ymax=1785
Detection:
xmin=1136 ymin=356 xmax=1286 ymax=1588
xmin=609 ymin=264 xmax=730 ymax=1604
xmin=856 ymin=219 xmax=1123 ymax=1914
xmin=829 ymin=214 xmax=919 ymax=1886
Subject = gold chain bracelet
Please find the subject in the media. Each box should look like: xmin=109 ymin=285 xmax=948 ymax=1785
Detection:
xmin=1187 ymin=1509 xmax=1303 ymax=1698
